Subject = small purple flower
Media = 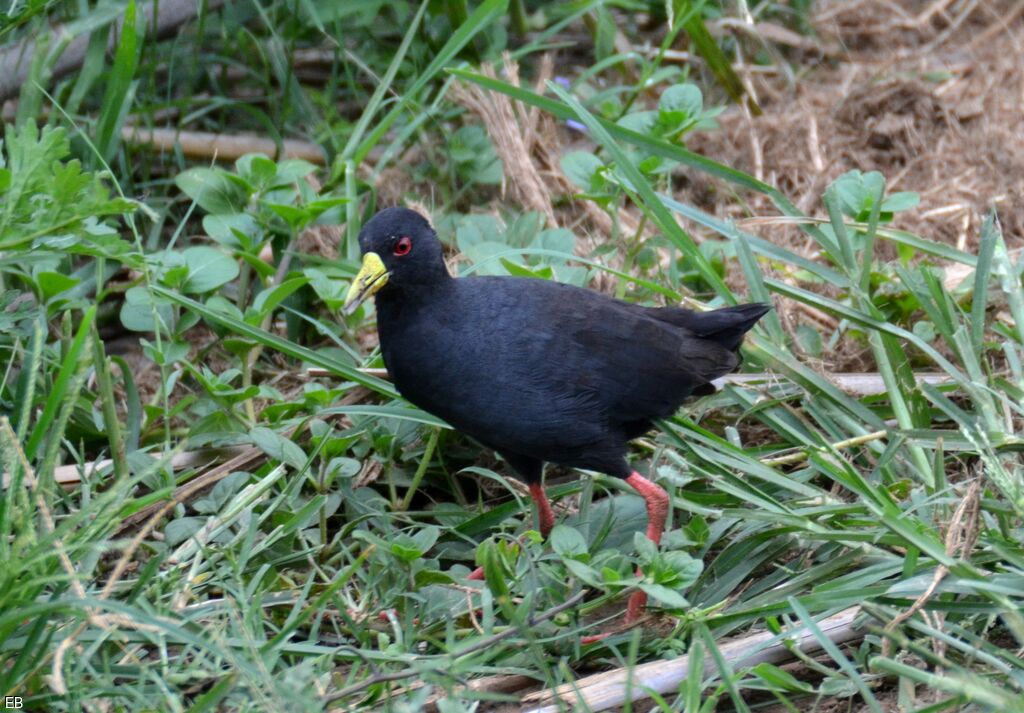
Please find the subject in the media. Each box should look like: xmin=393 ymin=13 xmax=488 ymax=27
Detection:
xmin=554 ymin=76 xmax=571 ymax=89
xmin=566 ymin=119 xmax=588 ymax=133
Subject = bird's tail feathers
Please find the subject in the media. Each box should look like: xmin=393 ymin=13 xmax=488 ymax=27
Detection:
xmin=665 ymin=303 xmax=772 ymax=351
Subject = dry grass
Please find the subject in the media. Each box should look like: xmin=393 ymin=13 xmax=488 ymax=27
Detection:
xmin=414 ymin=0 xmax=1022 ymax=303
xmin=450 ymin=55 xmax=561 ymax=229
xmin=683 ymin=0 xmax=1024 ymax=252
xmin=449 ymin=54 xmax=647 ymax=257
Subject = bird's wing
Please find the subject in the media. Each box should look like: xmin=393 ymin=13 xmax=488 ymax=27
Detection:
xmin=472 ymin=281 xmax=740 ymax=426
xmin=567 ymin=315 xmax=737 ymax=424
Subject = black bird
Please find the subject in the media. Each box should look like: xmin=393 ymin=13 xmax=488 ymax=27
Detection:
xmin=344 ymin=207 xmax=770 ymax=635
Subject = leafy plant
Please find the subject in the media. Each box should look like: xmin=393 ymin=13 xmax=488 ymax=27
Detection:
xmin=0 ymin=121 xmax=138 ymax=257
xmin=176 ymin=153 xmax=344 ymax=269
xmin=444 ymin=210 xmax=588 ymax=283
xmin=1 ymin=2 xmax=1022 ymax=711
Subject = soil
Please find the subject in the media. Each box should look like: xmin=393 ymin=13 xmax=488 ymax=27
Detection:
xmin=682 ymin=0 xmax=1024 ymax=253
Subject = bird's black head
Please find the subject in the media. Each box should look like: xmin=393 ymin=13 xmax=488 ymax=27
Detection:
xmin=343 ymin=207 xmax=449 ymax=315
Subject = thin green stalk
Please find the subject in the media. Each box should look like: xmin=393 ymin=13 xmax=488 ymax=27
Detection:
xmin=241 ymin=348 xmax=257 ymax=425
xmin=319 ymin=463 xmax=329 ymax=557
xmin=858 ymin=178 xmax=884 ymax=294
xmin=615 ymin=212 xmax=647 ymax=300
xmin=39 ymin=366 xmax=89 ymax=489
xmin=150 ymin=286 xmax=397 ymax=396
xmin=351 ymin=0 xmax=508 ymax=165
xmin=337 ymin=0 xmax=429 ymax=162
xmin=444 ymin=0 xmax=477 ymax=62
xmin=14 ymin=321 xmax=44 ymax=442
xmin=831 ymin=181 xmax=933 ymax=488
xmin=344 ymin=159 xmax=358 ymax=261
xmin=509 ymin=0 xmax=528 ymax=35
xmin=680 ymin=0 xmax=757 ymax=113
xmin=91 ymin=324 xmax=128 ymax=481
xmin=619 ymin=0 xmax=694 ymax=116
xmin=25 ymin=306 xmax=96 ymax=462
xmin=789 ymin=598 xmax=883 ymax=713
xmin=400 ymin=427 xmax=440 ymax=511
xmin=236 ymin=261 xmax=252 ymax=311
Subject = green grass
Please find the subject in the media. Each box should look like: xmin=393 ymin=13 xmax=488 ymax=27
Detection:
xmin=1 ymin=1 xmax=1023 ymax=711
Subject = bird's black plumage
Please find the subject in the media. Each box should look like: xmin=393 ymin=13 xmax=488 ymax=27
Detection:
xmin=352 ymin=207 xmax=770 ymax=483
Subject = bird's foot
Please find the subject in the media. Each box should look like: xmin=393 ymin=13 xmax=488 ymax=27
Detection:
xmin=579 ymin=590 xmax=648 ymax=644
xmin=464 ymin=482 xmax=556 ymax=583
xmin=577 ymin=472 xmax=668 ymax=644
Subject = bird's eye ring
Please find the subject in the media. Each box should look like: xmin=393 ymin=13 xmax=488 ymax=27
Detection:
xmin=394 ymin=236 xmax=412 ymax=256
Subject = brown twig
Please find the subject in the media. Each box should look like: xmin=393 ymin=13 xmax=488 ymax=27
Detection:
xmin=0 ymin=445 xmax=252 ymax=488
xmin=881 ymin=477 xmax=982 ymax=656
xmin=112 ymin=445 xmax=267 ymax=535
xmin=121 ymin=126 xmax=325 ymax=164
xmin=421 ymin=674 xmax=538 ymax=712
xmin=522 ymin=606 xmax=863 ymax=712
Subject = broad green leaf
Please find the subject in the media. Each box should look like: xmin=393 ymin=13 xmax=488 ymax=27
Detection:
xmin=164 ymin=517 xmax=205 ymax=547
xmin=550 ymin=525 xmax=588 ymax=558
xmin=176 ymin=168 xmax=250 ymax=214
xmin=565 ymin=559 xmax=602 ymax=587
xmin=640 ymin=583 xmax=690 ymax=609
xmin=249 ymin=276 xmax=309 ymax=324
xmin=249 ymin=426 xmax=307 ymax=470
xmin=37 ymin=271 xmax=80 ymax=300
xmin=203 ymin=213 xmax=258 ymax=249
xmin=181 ymin=246 xmax=240 ymax=294
xmin=120 ymin=286 xmax=173 ymax=332
xmin=560 ymin=150 xmax=604 ymax=191
xmin=236 ymin=153 xmax=277 ymax=188
xmin=500 ymin=259 xmax=551 ymax=279
xmin=660 ymin=83 xmax=702 ymax=116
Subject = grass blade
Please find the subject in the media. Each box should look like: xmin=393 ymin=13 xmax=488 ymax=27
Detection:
xmin=788 ymin=598 xmax=883 ymax=713
xmin=350 ymin=0 xmax=509 ymax=165
xmin=971 ymin=210 xmax=999 ymax=353
xmin=679 ymin=2 xmax=757 ymax=114
xmin=548 ymin=81 xmax=733 ymax=299
xmin=150 ymin=286 xmax=396 ymax=396
xmin=25 ymin=306 xmax=96 ymax=461
xmin=339 ymin=1 xmax=429 ymax=162
xmin=94 ymin=0 xmax=140 ymax=162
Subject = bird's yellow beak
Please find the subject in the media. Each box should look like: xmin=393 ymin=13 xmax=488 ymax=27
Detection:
xmin=342 ymin=252 xmax=389 ymax=316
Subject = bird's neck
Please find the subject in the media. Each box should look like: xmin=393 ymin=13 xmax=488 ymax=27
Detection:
xmin=376 ymin=274 xmax=453 ymax=322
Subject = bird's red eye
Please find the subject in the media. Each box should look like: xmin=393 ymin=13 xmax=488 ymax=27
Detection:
xmin=393 ymin=236 xmax=412 ymax=256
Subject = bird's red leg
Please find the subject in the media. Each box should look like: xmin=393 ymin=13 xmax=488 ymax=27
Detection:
xmin=581 ymin=471 xmax=670 ymax=644
xmin=623 ymin=471 xmax=669 ymax=622
xmin=529 ymin=482 xmax=556 ymax=539
xmin=467 ymin=483 xmax=555 ymax=580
